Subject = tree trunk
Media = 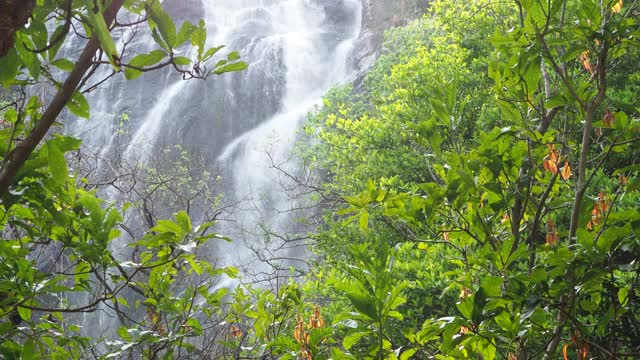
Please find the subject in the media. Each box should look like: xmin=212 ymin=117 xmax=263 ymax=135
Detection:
xmin=0 ymin=0 xmax=125 ymax=195
xmin=0 ymin=0 xmax=36 ymax=57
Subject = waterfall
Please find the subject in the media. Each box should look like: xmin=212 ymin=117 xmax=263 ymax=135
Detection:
xmin=212 ymin=0 xmax=362 ymax=281
xmin=68 ymin=0 xmax=362 ymax=283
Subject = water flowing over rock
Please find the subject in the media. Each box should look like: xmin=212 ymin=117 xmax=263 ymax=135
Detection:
xmin=65 ymin=2 xmax=427 ymax=332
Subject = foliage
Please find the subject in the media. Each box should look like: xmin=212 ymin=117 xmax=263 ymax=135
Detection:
xmin=288 ymin=0 xmax=640 ymax=359
xmin=3 ymin=0 xmax=640 ymax=359
xmin=0 ymin=0 xmax=246 ymax=358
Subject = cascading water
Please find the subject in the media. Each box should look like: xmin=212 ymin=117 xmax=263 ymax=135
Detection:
xmin=67 ymin=0 xmax=363 ymax=335
xmin=212 ymin=0 xmax=362 ymax=279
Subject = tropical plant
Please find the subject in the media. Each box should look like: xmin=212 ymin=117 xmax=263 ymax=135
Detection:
xmin=0 ymin=0 xmax=246 ymax=358
xmin=292 ymin=0 xmax=640 ymax=359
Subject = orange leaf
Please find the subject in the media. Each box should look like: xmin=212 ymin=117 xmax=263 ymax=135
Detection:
xmin=618 ymin=174 xmax=628 ymax=185
xmin=459 ymin=288 xmax=472 ymax=299
xmin=598 ymin=192 xmax=610 ymax=213
xmin=591 ymin=203 xmax=602 ymax=226
xmin=580 ymin=342 xmax=589 ymax=359
xmin=580 ymin=51 xmax=595 ymax=75
xmin=548 ymin=144 xmax=559 ymax=163
xmin=562 ymin=344 xmax=570 ymax=360
xmin=612 ymin=0 xmax=623 ymax=13
xmin=603 ymin=108 xmax=615 ymax=127
xmin=560 ymin=161 xmax=572 ymax=180
xmin=443 ymin=231 xmax=450 ymax=241
xmin=544 ymin=159 xmax=558 ymax=174
xmin=230 ymin=325 xmax=243 ymax=337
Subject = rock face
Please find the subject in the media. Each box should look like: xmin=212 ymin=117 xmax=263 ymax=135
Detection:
xmin=352 ymin=0 xmax=429 ymax=82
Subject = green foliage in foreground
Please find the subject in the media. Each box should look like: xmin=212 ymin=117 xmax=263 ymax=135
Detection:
xmin=230 ymin=0 xmax=640 ymax=359
xmin=0 ymin=0 xmax=247 ymax=358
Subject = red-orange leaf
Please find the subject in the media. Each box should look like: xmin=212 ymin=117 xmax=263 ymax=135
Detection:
xmin=618 ymin=174 xmax=628 ymax=185
xmin=598 ymin=192 xmax=610 ymax=213
xmin=580 ymin=51 xmax=595 ymax=75
xmin=612 ymin=0 xmax=623 ymax=13
xmin=459 ymin=287 xmax=472 ymax=299
xmin=580 ymin=342 xmax=589 ymax=360
xmin=548 ymin=144 xmax=559 ymax=163
xmin=562 ymin=344 xmax=570 ymax=360
xmin=230 ymin=325 xmax=243 ymax=337
xmin=603 ymin=108 xmax=615 ymax=127
xmin=560 ymin=161 xmax=572 ymax=180
xmin=544 ymin=159 xmax=558 ymax=174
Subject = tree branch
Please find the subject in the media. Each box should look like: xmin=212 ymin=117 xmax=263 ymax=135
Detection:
xmin=0 ymin=0 xmax=125 ymax=195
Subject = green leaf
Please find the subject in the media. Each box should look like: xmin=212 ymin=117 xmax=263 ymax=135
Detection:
xmin=173 ymin=56 xmax=191 ymax=66
xmin=17 ymin=307 xmax=31 ymax=321
xmin=186 ymin=318 xmax=203 ymax=335
xmin=227 ymin=51 xmax=240 ymax=61
xmin=618 ymin=287 xmax=630 ymax=306
xmin=20 ymin=339 xmax=36 ymax=360
xmin=175 ymin=21 xmax=195 ymax=47
xmin=481 ymin=339 xmax=497 ymax=360
xmin=47 ymin=25 xmax=67 ymax=60
xmin=345 ymin=288 xmax=378 ymax=321
xmin=544 ymin=94 xmax=569 ymax=109
xmin=124 ymin=50 xmax=167 ymax=80
xmin=192 ymin=20 xmax=206 ymax=58
xmin=152 ymin=219 xmax=184 ymax=237
xmin=67 ymin=90 xmax=90 ymax=119
xmin=343 ymin=331 xmax=369 ymax=350
xmin=213 ymin=61 xmax=248 ymax=74
xmin=46 ymin=141 xmax=68 ymax=185
xmin=400 ymin=349 xmax=417 ymax=360
xmin=15 ymin=32 xmax=40 ymax=79
xmin=85 ymin=0 xmax=120 ymax=71
xmin=203 ymin=45 xmax=224 ymax=60
xmin=151 ymin=28 xmax=169 ymax=51
xmin=308 ymin=327 xmax=333 ymax=348
xmin=331 ymin=348 xmax=356 ymax=359
xmin=596 ymin=223 xmax=631 ymax=253
xmin=51 ymin=58 xmax=76 ymax=72
xmin=0 ymin=48 xmax=21 ymax=85
xmin=175 ymin=211 xmax=192 ymax=233
xmin=456 ymin=297 xmax=474 ymax=320
xmin=78 ymin=191 xmax=104 ymax=228
xmin=480 ymin=276 xmax=503 ymax=297
xmin=147 ymin=2 xmax=177 ymax=48
xmin=358 ymin=212 xmax=369 ymax=232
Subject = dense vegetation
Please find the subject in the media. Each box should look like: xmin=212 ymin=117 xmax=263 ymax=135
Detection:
xmin=0 ymin=0 xmax=639 ymax=359
xmin=231 ymin=0 xmax=640 ymax=359
xmin=0 ymin=0 xmax=246 ymax=358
